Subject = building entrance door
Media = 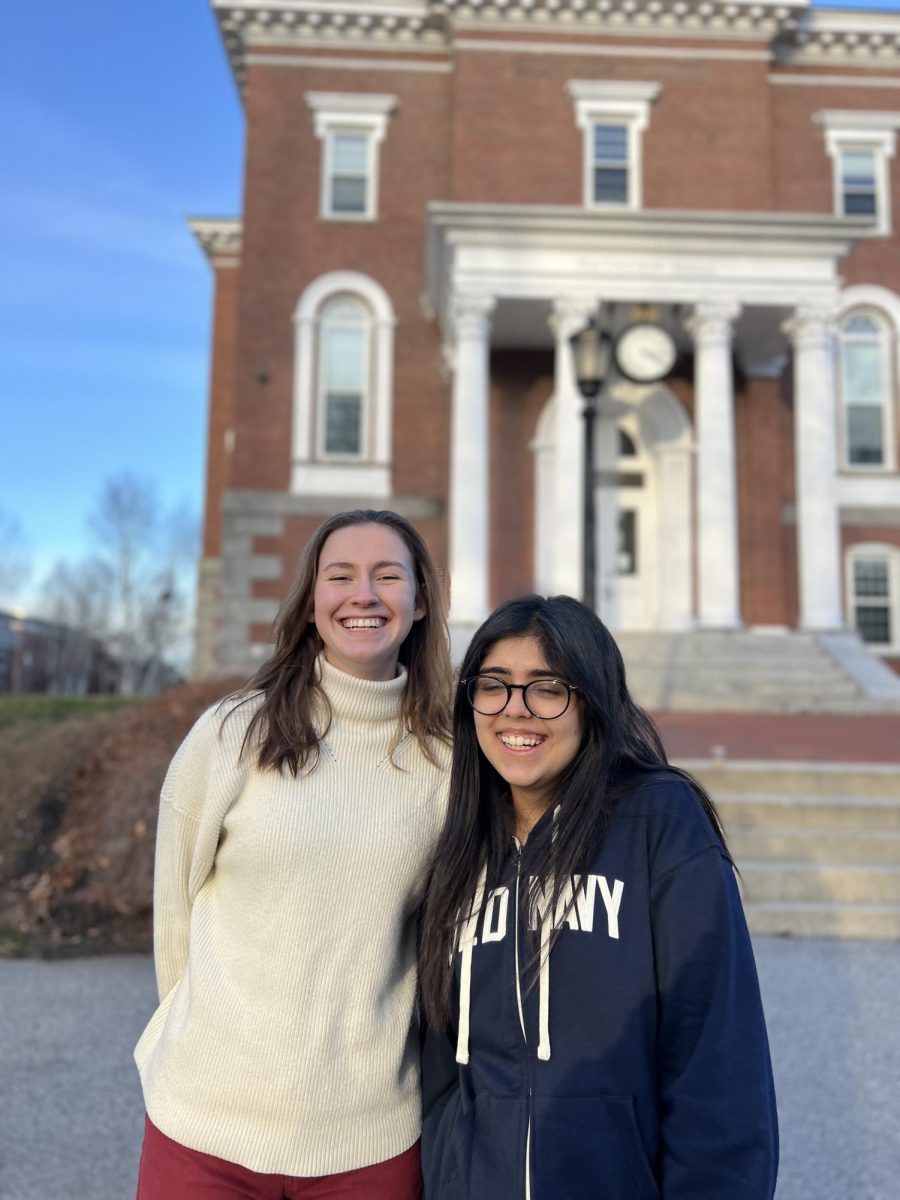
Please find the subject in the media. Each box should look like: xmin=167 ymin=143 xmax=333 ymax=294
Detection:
xmin=596 ymin=417 xmax=655 ymax=631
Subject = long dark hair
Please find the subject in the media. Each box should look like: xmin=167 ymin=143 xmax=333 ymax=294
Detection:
xmin=419 ymin=594 xmax=727 ymax=1029
xmin=226 ymin=509 xmax=452 ymax=774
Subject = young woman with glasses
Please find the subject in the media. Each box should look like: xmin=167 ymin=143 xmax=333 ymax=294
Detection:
xmin=418 ymin=594 xmax=778 ymax=1200
xmin=134 ymin=510 xmax=451 ymax=1200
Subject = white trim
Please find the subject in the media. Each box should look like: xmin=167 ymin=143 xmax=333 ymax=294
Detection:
xmin=569 ymin=81 xmax=660 ymax=211
xmin=291 ymin=271 xmax=396 ymax=497
xmin=305 ymin=91 xmax=399 ymax=117
xmin=454 ymin=37 xmax=770 ymax=62
xmin=315 ymin=297 xmax=370 ymax=461
xmin=770 ymin=74 xmax=900 ymax=89
xmin=247 ymin=52 xmax=452 ymax=72
xmin=837 ymin=308 xmax=897 ymax=474
xmin=306 ymin=92 xmax=397 ymax=221
xmin=817 ymin=111 xmax=896 ymax=236
xmin=815 ymin=110 xmax=900 ymax=133
xmin=838 ymin=284 xmax=900 ymax=478
xmin=845 ymin=542 xmax=900 ymax=655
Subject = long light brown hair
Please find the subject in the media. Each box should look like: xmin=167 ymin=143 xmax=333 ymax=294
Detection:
xmin=228 ymin=509 xmax=452 ymax=774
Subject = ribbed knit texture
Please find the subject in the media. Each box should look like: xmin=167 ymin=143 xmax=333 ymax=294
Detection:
xmin=134 ymin=657 xmax=451 ymax=1175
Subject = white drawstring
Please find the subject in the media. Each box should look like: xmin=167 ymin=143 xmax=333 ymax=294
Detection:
xmin=456 ymin=866 xmax=487 ymax=1065
xmin=537 ymin=805 xmax=561 ymax=1062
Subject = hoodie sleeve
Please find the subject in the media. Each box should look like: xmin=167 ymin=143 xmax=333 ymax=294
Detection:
xmin=650 ymin=808 xmax=778 ymax=1199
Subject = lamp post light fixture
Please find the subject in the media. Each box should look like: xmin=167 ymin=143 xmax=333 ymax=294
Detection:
xmin=569 ymin=317 xmax=612 ymax=612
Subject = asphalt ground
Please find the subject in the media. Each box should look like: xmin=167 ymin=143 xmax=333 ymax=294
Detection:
xmin=1 ymin=940 xmax=897 ymax=1200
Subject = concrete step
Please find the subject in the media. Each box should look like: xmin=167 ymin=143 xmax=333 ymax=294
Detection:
xmin=715 ymin=794 xmax=900 ymax=832
xmin=740 ymin=861 xmax=900 ymax=904
xmin=745 ymin=901 xmax=900 ymax=940
xmin=688 ymin=760 xmax=900 ymax=798
xmin=729 ymin=828 xmax=900 ymax=866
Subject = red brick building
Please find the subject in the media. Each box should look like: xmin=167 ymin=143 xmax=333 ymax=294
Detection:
xmin=190 ymin=0 xmax=900 ymax=677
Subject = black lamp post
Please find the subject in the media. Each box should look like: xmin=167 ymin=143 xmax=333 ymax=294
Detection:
xmin=569 ymin=318 xmax=612 ymax=611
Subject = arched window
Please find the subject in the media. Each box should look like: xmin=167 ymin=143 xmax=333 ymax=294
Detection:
xmin=846 ymin=543 xmax=900 ymax=653
xmin=292 ymin=272 xmax=395 ymax=496
xmin=839 ymin=310 xmax=894 ymax=469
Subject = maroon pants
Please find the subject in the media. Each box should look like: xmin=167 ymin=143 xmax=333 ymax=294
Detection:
xmin=136 ymin=1116 xmax=423 ymax=1200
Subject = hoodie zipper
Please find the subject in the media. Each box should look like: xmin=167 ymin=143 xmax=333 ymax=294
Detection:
xmin=514 ymin=842 xmax=533 ymax=1200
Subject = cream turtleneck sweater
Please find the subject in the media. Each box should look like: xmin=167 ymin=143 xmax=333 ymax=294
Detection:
xmin=134 ymin=658 xmax=451 ymax=1175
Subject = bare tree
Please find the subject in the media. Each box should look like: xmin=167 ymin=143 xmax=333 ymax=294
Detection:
xmin=0 ymin=509 xmax=30 ymax=601
xmin=37 ymin=475 xmax=198 ymax=695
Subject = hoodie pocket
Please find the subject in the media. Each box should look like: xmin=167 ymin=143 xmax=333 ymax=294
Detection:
xmin=531 ymin=1094 xmax=659 ymax=1200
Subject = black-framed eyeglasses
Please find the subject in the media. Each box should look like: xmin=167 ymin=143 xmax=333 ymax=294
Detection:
xmin=460 ymin=675 xmax=579 ymax=720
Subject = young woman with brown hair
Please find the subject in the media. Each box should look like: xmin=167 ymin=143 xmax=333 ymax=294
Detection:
xmin=134 ymin=509 xmax=452 ymax=1200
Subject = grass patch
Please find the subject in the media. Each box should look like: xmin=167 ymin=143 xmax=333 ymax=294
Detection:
xmin=0 ymin=694 xmax=143 ymax=730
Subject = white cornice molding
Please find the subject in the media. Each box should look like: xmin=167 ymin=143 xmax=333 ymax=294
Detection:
xmin=782 ymin=10 xmax=900 ymax=66
xmin=814 ymin=109 xmax=900 ymax=135
xmin=567 ymin=80 xmax=662 ymax=105
xmin=305 ymin=90 xmax=398 ymax=115
xmin=771 ymin=72 xmax=900 ymax=88
xmin=213 ymin=1 xmax=900 ymax=90
xmin=425 ymin=203 xmax=873 ymax=323
xmin=188 ymin=217 xmax=243 ymax=263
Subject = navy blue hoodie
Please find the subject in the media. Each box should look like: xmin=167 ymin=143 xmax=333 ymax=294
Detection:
xmin=421 ymin=775 xmax=778 ymax=1200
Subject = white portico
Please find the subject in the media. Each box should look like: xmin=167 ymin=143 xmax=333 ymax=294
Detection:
xmin=426 ymin=205 xmax=871 ymax=649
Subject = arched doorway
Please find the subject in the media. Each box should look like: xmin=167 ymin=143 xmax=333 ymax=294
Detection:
xmin=532 ymin=382 xmax=693 ymax=630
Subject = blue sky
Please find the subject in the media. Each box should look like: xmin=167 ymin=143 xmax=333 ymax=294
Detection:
xmin=2 ymin=0 xmax=899 ymax=613
xmin=1 ymin=1 xmax=242 ymax=609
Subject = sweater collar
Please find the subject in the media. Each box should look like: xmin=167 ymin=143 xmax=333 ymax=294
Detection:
xmin=318 ymin=654 xmax=408 ymax=725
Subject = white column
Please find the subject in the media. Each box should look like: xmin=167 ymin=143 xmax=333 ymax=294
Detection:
xmin=688 ymin=300 xmax=742 ymax=628
xmin=596 ymin=414 xmax=619 ymax=625
xmin=548 ymin=298 xmax=596 ymax=600
xmin=655 ymin=444 xmax=694 ymax=630
xmin=784 ymin=304 xmax=843 ymax=630
xmin=448 ymin=294 xmax=495 ymax=649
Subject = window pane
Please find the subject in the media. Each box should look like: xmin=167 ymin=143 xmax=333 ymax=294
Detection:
xmin=333 ymin=134 xmax=368 ymax=174
xmin=593 ymin=124 xmax=628 ymax=162
xmin=856 ymin=605 xmax=891 ymax=645
xmin=325 ymin=393 xmax=362 ymax=454
xmin=322 ymin=297 xmax=367 ymax=323
xmin=847 ymin=405 xmax=884 ymax=465
xmin=323 ymin=327 xmax=365 ymax=393
xmin=854 ymin=559 xmax=889 ymax=598
xmin=841 ymin=150 xmax=875 ymax=187
xmin=617 ymin=510 xmax=637 ymax=576
xmin=618 ymin=427 xmax=637 ymax=458
xmin=844 ymin=340 xmax=883 ymax=407
xmin=844 ymin=191 xmax=877 ymax=216
xmin=331 ymin=176 xmax=367 ymax=214
xmin=594 ymin=167 xmax=628 ymax=204
xmin=844 ymin=314 xmax=879 ymax=335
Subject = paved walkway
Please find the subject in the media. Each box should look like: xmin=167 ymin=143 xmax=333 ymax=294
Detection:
xmin=654 ymin=710 xmax=900 ymax=764
xmin=1 ymin=943 xmax=897 ymax=1199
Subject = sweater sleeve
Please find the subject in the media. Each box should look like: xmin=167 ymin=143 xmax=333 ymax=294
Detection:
xmin=651 ymin=818 xmax=779 ymax=1199
xmin=151 ymin=703 xmax=243 ymax=1001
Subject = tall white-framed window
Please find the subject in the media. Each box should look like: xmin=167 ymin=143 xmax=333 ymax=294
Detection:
xmin=318 ymin=296 xmax=369 ymax=458
xmin=292 ymin=272 xmax=396 ymax=496
xmin=839 ymin=309 xmax=896 ymax=471
xmin=306 ymin=92 xmax=397 ymax=221
xmin=567 ymin=80 xmax=661 ymax=210
xmin=816 ymin=111 xmax=899 ymax=237
xmin=846 ymin=544 xmax=900 ymax=653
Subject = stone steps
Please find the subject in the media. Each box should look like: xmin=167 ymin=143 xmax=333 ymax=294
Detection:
xmin=740 ymin=862 xmax=900 ymax=904
xmin=730 ymin=828 xmax=900 ymax=865
xmin=745 ymin=901 xmax=900 ymax=940
xmin=616 ymin=629 xmax=900 ymax=713
xmin=684 ymin=760 xmax=900 ymax=939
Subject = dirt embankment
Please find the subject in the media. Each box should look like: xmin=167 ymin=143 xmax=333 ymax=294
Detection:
xmin=0 ymin=679 xmax=241 ymax=957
